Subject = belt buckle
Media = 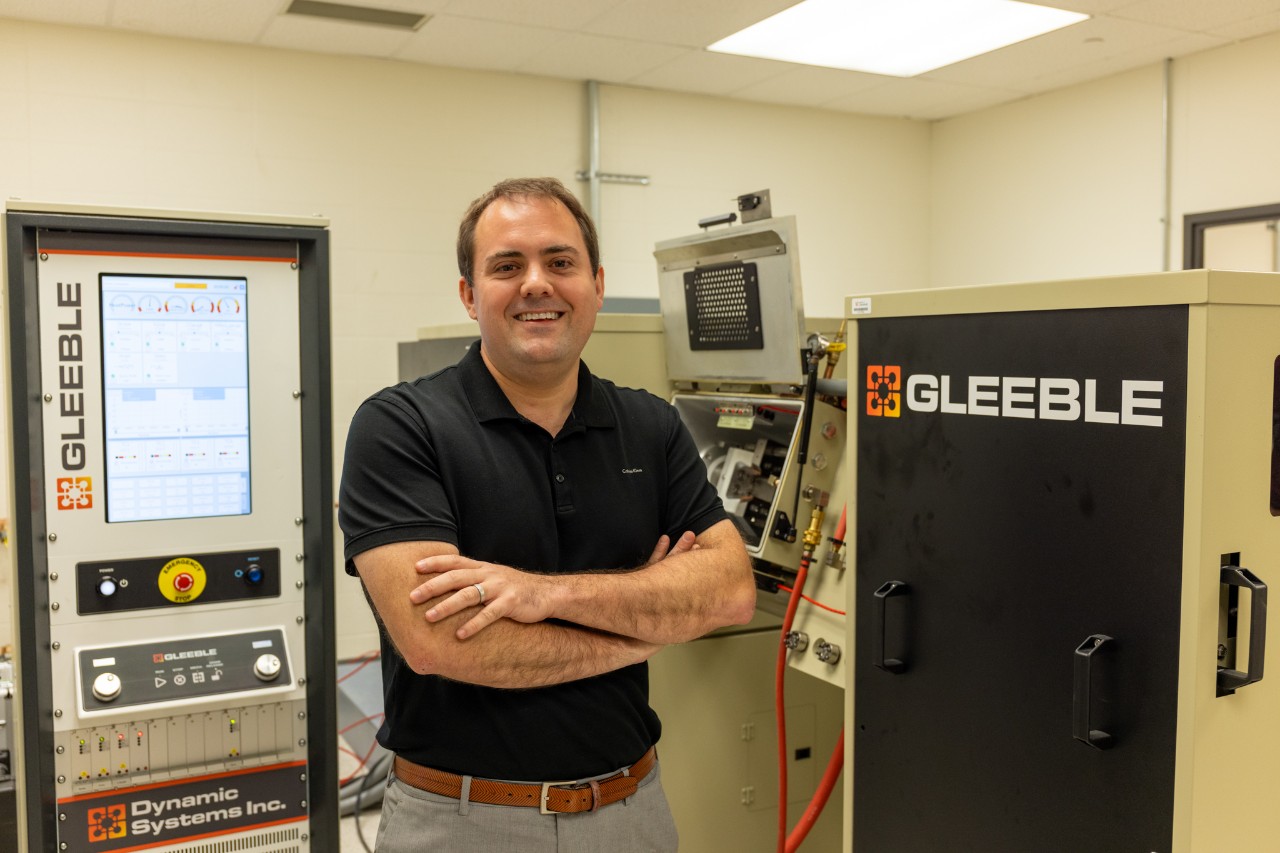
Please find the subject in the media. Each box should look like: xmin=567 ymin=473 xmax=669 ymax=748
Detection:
xmin=539 ymin=779 xmax=578 ymax=815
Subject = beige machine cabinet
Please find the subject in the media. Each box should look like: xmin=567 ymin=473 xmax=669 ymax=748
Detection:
xmin=844 ymin=269 xmax=1280 ymax=852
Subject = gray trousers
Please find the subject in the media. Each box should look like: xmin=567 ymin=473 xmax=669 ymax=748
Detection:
xmin=375 ymin=760 xmax=679 ymax=852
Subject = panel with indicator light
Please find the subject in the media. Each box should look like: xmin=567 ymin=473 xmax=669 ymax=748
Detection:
xmin=75 ymin=627 xmax=293 ymax=714
xmin=74 ymin=548 xmax=281 ymax=614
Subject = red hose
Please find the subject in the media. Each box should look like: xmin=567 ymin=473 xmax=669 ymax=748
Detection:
xmin=775 ymin=550 xmax=810 ymax=853
xmin=785 ymin=729 xmax=844 ymax=853
xmin=776 ymin=505 xmax=847 ymax=853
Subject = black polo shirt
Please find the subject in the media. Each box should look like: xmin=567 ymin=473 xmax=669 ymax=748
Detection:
xmin=339 ymin=341 xmax=726 ymax=780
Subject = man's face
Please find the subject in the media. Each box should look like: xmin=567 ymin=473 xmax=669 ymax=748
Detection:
xmin=460 ymin=195 xmax=604 ymax=381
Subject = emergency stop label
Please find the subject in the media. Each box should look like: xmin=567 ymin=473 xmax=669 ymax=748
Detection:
xmin=157 ymin=557 xmax=207 ymax=603
xmin=60 ymin=761 xmax=307 ymax=852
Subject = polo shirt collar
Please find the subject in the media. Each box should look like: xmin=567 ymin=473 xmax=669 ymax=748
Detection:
xmin=459 ymin=340 xmax=615 ymax=429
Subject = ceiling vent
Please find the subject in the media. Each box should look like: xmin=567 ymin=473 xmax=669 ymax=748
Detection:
xmin=284 ymin=0 xmax=430 ymax=31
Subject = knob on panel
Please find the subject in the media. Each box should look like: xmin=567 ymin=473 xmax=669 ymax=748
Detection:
xmin=96 ymin=577 xmax=118 ymax=597
xmin=92 ymin=672 xmax=122 ymax=702
xmin=253 ymin=653 xmax=282 ymax=681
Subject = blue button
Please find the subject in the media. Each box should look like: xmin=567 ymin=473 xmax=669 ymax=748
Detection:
xmin=245 ymin=567 xmax=264 ymax=585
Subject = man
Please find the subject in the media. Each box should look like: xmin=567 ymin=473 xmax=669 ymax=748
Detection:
xmin=339 ymin=177 xmax=757 ymax=852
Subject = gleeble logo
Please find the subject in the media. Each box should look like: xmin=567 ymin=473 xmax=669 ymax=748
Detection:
xmin=865 ymin=365 xmax=901 ymax=418
xmin=866 ymin=364 xmax=1164 ymax=427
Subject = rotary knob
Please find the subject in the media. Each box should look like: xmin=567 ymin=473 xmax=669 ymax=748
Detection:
xmin=253 ymin=654 xmax=282 ymax=682
xmin=92 ymin=672 xmax=122 ymax=702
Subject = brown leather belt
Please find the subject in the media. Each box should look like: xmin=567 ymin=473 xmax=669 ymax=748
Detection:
xmin=392 ymin=747 xmax=656 ymax=815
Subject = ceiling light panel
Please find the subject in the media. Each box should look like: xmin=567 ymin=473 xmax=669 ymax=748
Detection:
xmin=708 ymin=0 xmax=1089 ymax=77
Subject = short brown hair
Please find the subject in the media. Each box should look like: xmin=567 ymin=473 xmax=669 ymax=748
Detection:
xmin=456 ymin=177 xmax=600 ymax=287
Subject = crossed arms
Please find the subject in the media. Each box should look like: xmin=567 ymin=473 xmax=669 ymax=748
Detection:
xmin=353 ymin=519 xmax=755 ymax=689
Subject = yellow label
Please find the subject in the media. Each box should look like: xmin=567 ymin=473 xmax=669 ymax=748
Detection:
xmin=157 ymin=557 xmax=207 ymax=604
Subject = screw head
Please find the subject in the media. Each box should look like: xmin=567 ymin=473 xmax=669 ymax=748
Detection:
xmin=54 ymin=709 xmax=63 ymax=718
xmin=51 ymin=602 xmax=60 ymax=611
xmin=48 ymin=533 xmax=58 ymax=542
xmin=51 ymin=641 xmax=60 ymax=651
xmin=49 ymin=571 xmax=59 ymax=581
xmin=43 ymin=393 xmax=53 ymax=403
xmin=57 ymin=745 xmax=65 ymax=754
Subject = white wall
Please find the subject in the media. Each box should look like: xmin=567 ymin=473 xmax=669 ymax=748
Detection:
xmin=930 ymin=63 xmax=1167 ymax=287
xmin=0 ymin=19 xmax=931 ymax=657
xmin=929 ymin=30 xmax=1280 ymax=287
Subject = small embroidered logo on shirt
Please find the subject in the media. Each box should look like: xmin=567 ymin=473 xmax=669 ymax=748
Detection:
xmin=621 ymin=468 xmax=644 ymax=474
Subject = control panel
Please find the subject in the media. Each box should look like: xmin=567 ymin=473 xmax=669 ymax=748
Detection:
xmin=6 ymin=206 xmax=334 ymax=853
xmin=76 ymin=628 xmax=293 ymax=714
xmin=76 ymin=549 xmax=281 ymax=614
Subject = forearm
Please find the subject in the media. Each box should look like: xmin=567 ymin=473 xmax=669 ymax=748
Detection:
xmin=415 ymin=601 xmax=658 ymax=688
xmin=553 ymin=547 xmax=755 ymax=644
xmin=414 ymin=520 xmax=757 ymax=647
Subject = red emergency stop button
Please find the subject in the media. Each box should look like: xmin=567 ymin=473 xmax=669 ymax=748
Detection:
xmin=157 ymin=557 xmax=207 ymax=603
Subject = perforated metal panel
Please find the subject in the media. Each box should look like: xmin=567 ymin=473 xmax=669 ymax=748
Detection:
xmin=683 ymin=261 xmax=763 ymax=351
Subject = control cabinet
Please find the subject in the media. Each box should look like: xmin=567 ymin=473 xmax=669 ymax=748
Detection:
xmin=844 ymin=270 xmax=1280 ymax=852
xmin=5 ymin=205 xmax=334 ymax=853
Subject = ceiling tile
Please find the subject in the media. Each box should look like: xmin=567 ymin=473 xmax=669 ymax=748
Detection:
xmin=511 ymin=31 xmax=689 ymax=84
xmin=438 ymin=0 xmax=627 ymax=29
xmin=393 ymin=15 xmax=562 ymax=70
xmin=728 ymin=64 xmax=888 ymax=108
xmin=1022 ymin=29 xmax=1225 ymax=90
xmin=927 ymin=14 xmax=1224 ymax=89
xmin=1108 ymin=0 xmax=1280 ymax=31
xmin=825 ymin=78 xmax=1024 ymax=120
xmin=1206 ymin=9 xmax=1280 ymax=37
xmin=110 ymin=0 xmax=275 ymax=43
xmin=628 ymin=50 xmax=792 ymax=96
xmin=580 ymin=0 xmax=799 ymax=48
xmin=0 ymin=0 xmax=110 ymax=26
xmin=258 ymin=11 xmax=415 ymax=58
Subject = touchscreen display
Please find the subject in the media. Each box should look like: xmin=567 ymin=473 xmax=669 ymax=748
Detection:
xmin=101 ymin=275 xmax=251 ymax=522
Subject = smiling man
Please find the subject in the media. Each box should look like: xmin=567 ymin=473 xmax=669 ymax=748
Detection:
xmin=338 ymin=177 xmax=756 ymax=852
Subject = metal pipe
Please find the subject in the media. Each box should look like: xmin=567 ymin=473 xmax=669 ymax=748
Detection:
xmin=587 ymin=79 xmax=602 ymax=229
xmin=1161 ymin=57 xmax=1173 ymax=271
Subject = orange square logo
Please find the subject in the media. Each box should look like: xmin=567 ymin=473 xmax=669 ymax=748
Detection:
xmin=56 ymin=477 xmax=93 ymax=510
xmin=87 ymin=804 xmax=127 ymax=841
xmin=866 ymin=365 xmax=902 ymax=418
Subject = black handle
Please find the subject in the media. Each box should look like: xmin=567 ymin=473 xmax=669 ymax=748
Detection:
xmin=1073 ymin=634 xmax=1114 ymax=750
xmin=1218 ymin=567 xmax=1267 ymax=695
xmin=873 ymin=580 xmax=909 ymax=674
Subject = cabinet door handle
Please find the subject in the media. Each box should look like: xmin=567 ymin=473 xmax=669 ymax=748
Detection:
xmin=1218 ymin=567 xmax=1268 ymax=695
xmin=1073 ymin=633 xmax=1114 ymax=750
xmin=872 ymin=580 xmax=909 ymax=674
